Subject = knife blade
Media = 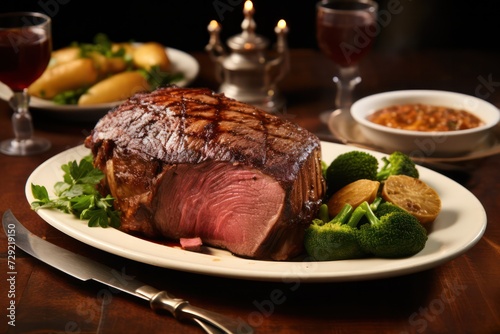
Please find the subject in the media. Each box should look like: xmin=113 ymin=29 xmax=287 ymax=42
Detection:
xmin=2 ymin=210 xmax=253 ymax=334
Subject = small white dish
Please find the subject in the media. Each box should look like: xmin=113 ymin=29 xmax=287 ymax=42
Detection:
xmin=350 ymin=90 xmax=500 ymax=157
xmin=328 ymin=109 xmax=500 ymax=166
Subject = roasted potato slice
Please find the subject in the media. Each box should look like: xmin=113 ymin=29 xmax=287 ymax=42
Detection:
xmin=327 ymin=179 xmax=380 ymax=217
xmin=78 ymin=71 xmax=150 ymax=105
xmin=29 ymin=58 xmax=99 ymax=99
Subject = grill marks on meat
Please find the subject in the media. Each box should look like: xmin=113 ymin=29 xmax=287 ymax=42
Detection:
xmin=85 ymin=86 xmax=325 ymax=260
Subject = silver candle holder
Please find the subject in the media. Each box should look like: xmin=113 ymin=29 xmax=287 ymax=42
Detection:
xmin=206 ymin=0 xmax=289 ymax=113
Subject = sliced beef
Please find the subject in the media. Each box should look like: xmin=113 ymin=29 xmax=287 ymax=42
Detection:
xmin=180 ymin=237 xmax=203 ymax=252
xmin=84 ymin=86 xmax=325 ymax=260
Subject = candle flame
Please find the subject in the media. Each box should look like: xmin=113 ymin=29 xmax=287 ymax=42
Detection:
xmin=208 ymin=20 xmax=219 ymax=31
xmin=244 ymin=0 xmax=253 ymax=13
xmin=277 ymin=19 xmax=287 ymax=30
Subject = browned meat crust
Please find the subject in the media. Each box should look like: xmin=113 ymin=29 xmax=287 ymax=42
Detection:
xmin=85 ymin=86 xmax=325 ymax=260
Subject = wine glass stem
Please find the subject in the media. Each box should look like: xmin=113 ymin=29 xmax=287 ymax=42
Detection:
xmin=11 ymin=89 xmax=35 ymax=142
xmin=333 ymin=65 xmax=361 ymax=110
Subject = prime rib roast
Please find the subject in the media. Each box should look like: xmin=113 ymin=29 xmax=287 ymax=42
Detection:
xmin=84 ymin=86 xmax=326 ymax=260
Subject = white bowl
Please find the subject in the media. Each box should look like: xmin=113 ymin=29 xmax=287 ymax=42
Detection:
xmin=350 ymin=90 xmax=500 ymax=157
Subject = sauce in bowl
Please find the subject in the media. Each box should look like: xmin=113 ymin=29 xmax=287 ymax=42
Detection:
xmin=367 ymin=103 xmax=484 ymax=132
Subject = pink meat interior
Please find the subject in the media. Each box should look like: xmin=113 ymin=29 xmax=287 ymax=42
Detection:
xmin=154 ymin=162 xmax=285 ymax=257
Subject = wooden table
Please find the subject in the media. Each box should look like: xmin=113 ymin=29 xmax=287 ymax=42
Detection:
xmin=1 ymin=49 xmax=499 ymax=334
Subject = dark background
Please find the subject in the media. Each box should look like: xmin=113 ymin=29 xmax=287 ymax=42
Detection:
xmin=1 ymin=0 xmax=499 ymax=53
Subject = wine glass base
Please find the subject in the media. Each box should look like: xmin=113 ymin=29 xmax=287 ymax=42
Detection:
xmin=0 ymin=137 xmax=51 ymax=156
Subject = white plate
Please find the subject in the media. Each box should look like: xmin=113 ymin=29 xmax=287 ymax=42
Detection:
xmin=25 ymin=142 xmax=487 ymax=282
xmin=1 ymin=47 xmax=199 ymax=122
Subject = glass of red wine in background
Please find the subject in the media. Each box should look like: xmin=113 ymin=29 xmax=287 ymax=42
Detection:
xmin=0 ymin=12 xmax=52 ymax=156
xmin=316 ymin=0 xmax=378 ymax=117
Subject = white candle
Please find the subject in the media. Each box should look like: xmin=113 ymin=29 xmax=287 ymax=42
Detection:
xmin=244 ymin=0 xmax=254 ymax=16
xmin=275 ymin=19 xmax=288 ymax=51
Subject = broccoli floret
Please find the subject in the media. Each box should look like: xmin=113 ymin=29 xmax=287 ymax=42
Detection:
xmin=374 ymin=201 xmax=408 ymax=218
xmin=356 ymin=196 xmax=384 ymax=227
xmin=370 ymin=196 xmax=383 ymax=211
xmin=356 ymin=201 xmax=427 ymax=258
xmin=304 ymin=203 xmax=367 ymax=261
xmin=325 ymin=151 xmax=378 ymax=198
xmin=376 ymin=151 xmax=419 ymax=181
xmin=316 ymin=202 xmax=330 ymax=223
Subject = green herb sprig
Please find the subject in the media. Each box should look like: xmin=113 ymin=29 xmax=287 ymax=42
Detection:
xmin=30 ymin=155 xmax=120 ymax=228
xmin=75 ymin=33 xmax=126 ymax=59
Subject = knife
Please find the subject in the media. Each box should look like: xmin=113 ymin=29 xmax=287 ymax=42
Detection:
xmin=2 ymin=210 xmax=253 ymax=334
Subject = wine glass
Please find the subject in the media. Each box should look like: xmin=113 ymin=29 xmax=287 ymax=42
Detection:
xmin=316 ymin=0 xmax=378 ymax=120
xmin=0 ymin=12 xmax=52 ymax=156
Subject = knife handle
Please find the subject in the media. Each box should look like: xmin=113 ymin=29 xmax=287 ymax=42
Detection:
xmin=149 ymin=290 xmax=253 ymax=334
xmin=149 ymin=290 xmax=188 ymax=314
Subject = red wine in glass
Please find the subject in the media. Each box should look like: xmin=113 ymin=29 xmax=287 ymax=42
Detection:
xmin=316 ymin=0 xmax=378 ymax=113
xmin=0 ymin=28 xmax=51 ymax=91
xmin=0 ymin=12 xmax=52 ymax=156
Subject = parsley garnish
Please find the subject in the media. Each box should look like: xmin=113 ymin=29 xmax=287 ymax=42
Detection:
xmin=30 ymin=155 xmax=120 ymax=228
xmin=74 ymin=33 xmax=126 ymax=59
xmin=143 ymin=65 xmax=185 ymax=89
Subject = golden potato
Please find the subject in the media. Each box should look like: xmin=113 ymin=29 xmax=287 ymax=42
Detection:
xmin=87 ymin=52 xmax=128 ymax=77
xmin=78 ymin=71 xmax=150 ymax=105
xmin=28 ymin=58 xmax=99 ymax=99
xmin=112 ymin=42 xmax=135 ymax=59
xmin=132 ymin=42 xmax=170 ymax=71
xmin=49 ymin=46 xmax=80 ymax=67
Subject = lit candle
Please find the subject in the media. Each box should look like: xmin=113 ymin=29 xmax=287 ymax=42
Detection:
xmin=244 ymin=0 xmax=254 ymax=16
xmin=208 ymin=20 xmax=219 ymax=32
xmin=275 ymin=19 xmax=288 ymax=34
xmin=208 ymin=20 xmax=220 ymax=33
xmin=241 ymin=0 xmax=256 ymax=37
xmin=206 ymin=20 xmax=225 ymax=57
xmin=275 ymin=19 xmax=288 ymax=52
